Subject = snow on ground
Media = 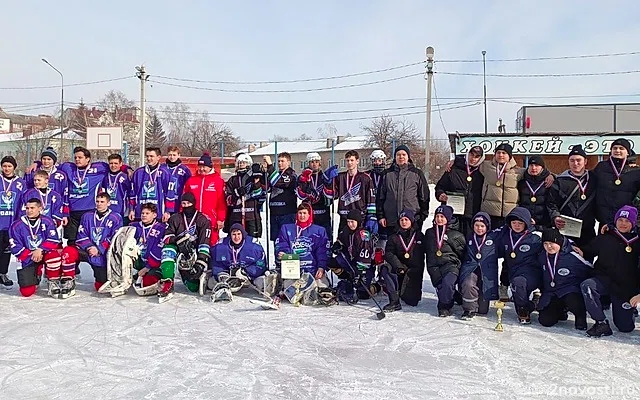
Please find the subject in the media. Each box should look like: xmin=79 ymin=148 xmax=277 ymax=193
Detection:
xmin=2 ymin=185 xmax=640 ymax=400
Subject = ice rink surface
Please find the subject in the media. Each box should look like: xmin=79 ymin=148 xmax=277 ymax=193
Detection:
xmin=2 ymin=184 xmax=640 ymax=400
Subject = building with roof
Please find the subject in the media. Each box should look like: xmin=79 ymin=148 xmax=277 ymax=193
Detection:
xmin=235 ymin=135 xmax=382 ymax=171
xmin=0 ymin=128 xmax=86 ymax=164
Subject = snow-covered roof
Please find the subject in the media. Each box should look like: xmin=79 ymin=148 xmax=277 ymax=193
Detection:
xmin=0 ymin=128 xmax=85 ymax=143
xmin=240 ymin=135 xmax=371 ymax=157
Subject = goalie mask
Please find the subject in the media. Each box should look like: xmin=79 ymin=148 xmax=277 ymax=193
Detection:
xmin=370 ymin=149 xmax=386 ymax=172
xmin=236 ymin=154 xmax=253 ymax=173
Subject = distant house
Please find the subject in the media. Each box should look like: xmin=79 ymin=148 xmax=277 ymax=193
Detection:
xmin=0 ymin=107 xmax=57 ymax=134
xmin=236 ymin=135 xmax=381 ymax=171
xmin=0 ymin=128 xmax=86 ymax=163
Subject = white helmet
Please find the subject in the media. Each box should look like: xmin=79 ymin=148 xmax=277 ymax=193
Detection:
xmin=306 ymin=152 xmax=322 ymax=162
xmin=236 ymin=153 xmax=253 ymax=167
xmin=370 ymin=150 xmax=387 ymax=161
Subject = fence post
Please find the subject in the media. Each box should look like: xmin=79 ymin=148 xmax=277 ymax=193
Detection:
xmin=220 ymin=141 xmax=225 ymax=167
xmin=391 ymin=138 xmax=397 ymax=156
xmin=122 ymin=141 xmax=129 ymax=165
xmin=331 ymin=139 xmax=335 ymax=167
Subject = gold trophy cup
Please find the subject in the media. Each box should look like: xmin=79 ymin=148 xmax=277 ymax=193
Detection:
xmin=494 ymin=301 xmax=505 ymax=332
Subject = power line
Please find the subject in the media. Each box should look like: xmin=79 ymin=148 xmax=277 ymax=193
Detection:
xmin=0 ymin=76 xmax=133 ymax=90
xmin=432 ymin=75 xmax=448 ymax=134
xmin=159 ymin=102 xmax=480 ymax=125
xmin=154 ymin=61 xmax=423 ymax=85
xmin=437 ymin=50 xmax=640 ymax=63
xmin=438 ymin=70 xmax=640 ymax=78
xmin=149 ymin=72 xmax=423 ymax=93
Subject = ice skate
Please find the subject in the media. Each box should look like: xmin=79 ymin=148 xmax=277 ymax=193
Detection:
xmin=59 ymin=277 xmax=76 ymax=299
xmin=461 ymin=310 xmax=476 ymax=320
xmin=47 ymin=279 xmax=62 ymax=298
xmin=0 ymin=273 xmax=14 ymax=290
xmin=157 ymin=279 xmax=174 ymax=304
xmin=586 ymin=320 xmax=613 ymax=338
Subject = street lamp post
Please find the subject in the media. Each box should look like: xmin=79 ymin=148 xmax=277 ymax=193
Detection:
xmin=42 ymin=58 xmax=64 ymax=156
xmin=424 ymin=46 xmax=435 ymax=183
xmin=482 ymin=50 xmax=488 ymax=135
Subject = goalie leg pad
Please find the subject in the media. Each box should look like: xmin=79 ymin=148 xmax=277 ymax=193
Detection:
xmin=211 ymin=281 xmax=233 ymax=302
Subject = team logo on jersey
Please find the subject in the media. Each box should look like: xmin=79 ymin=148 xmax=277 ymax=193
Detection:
xmin=28 ymin=236 xmax=43 ymax=250
xmin=72 ymin=179 xmax=88 ymax=195
xmin=0 ymin=191 xmax=14 ymax=210
xmin=557 ymin=268 xmax=570 ymax=276
xmin=291 ymin=236 xmax=313 ymax=257
xmin=92 ymin=227 xmax=104 ymax=243
xmin=519 ymin=244 xmax=531 ymax=252
xmin=485 ymin=239 xmax=494 ymax=246
xmin=340 ymin=182 xmax=362 ymax=207
xmin=42 ymin=205 xmax=51 ymax=216
xmin=106 ymin=187 xmax=117 ymax=199
xmin=143 ymin=182 xmax=157 ymax=199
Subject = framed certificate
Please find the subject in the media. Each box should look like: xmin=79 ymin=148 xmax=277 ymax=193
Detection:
xmin=280 ymin=254 xmax=301 ymax=280
xmin=559 ymin=215 xmax=583 ymax=238
xmin=447 ymin=194 xmax=466 ymax=215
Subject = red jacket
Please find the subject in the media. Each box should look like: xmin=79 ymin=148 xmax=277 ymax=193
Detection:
xmin=184 ymin=171 xmax=227 ymax=244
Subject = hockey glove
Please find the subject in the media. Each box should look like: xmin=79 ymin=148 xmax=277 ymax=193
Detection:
xmin=251 ymin=163 xmax=262 ymax=174
xmin=299 ymin=168 xmax=313 ymax=184
xmin=176 ymin=234 xmax=194 ymax=255
xmin=230 ymin=267 xmax=249 ymax=282
xmin=235 ymin=185 xmax=248 ymax=197
xmin=373 ymin=248 xmax=384 ymax=266
xmin=365 ymin=216 xmax=378 ymax=235
xmin=323 ymin=165 xmax=339 ymax=182
xmin=192 ymin=259 xmax=207 ymax=277
xmin=331 ymin=241 xmax=343 ymax=255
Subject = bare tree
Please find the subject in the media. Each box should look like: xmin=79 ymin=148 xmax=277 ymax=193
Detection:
xmin=428 ymin=140 xmax=453 ymax=183
xmin=97 ymin=90 xmax=135 ymax=115
xmin=316 ymin=123 xmax=338 ymax=138
xmin=362 ymin=114 xmax=422 ymax=159
xmin=162 ymin=102 xmax=192 ymax=145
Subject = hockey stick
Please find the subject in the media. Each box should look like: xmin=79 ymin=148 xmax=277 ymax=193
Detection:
xmin=241 ymin=194 xmax=246 ymax=230
xmin=357 ymin=278 xmax=386 ymax=320
xmin=264 ymin=171 xmax=271 ymax=270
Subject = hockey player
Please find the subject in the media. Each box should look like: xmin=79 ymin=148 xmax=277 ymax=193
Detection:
xmin=9 ymin=198 xmax=78 ymax=298
xmin=494 ymin=206 xmax=543 ymax=324
xmin=382 ymin=210 xmax=425 ymax=310
xmin=102 ymin=154 xmax=132 ymax=221
xmin=0 ymin=155 xmax=26 ymax=288
xmin=22 ymin=170 xmax=65 ymax=226
xmin=158 ymin=192 xmax=211 ymax=301
xmin=209 ymin=223 xmax=270 ymax=301
xmin=366 ymin=150 xmax=387 ymax=244
xmin=130 ymin=147 xmax=173 ymax=222
xmin=329 ymin=209 xmax=375 ymax=304
xmin=75 ymin=192 xmax=123 ymax=290
xmin=23 ymin=147 xmax=69 ymax=201
xmin=458 ymin=212 xmax=499 ymax=319
xmin=580 ymin=205 xmax=640 ymax=337
xmin=275 ymin=202 xmax=330 ymax=304
xmin=129 ymin=203 xmax=166 ymax=296
xmin=297 ymin=152 xmax=332 ymax=241
xmin=517 ymin=155 xmax=552 ymax=231
xmin=224 ymin=153 xmax=265 ymax=238
xmin=538 ymin=228 xmax=590 ymax=330
xmin=165 ymin=145 xmax=192 ymax=207
xmin=325 ymin=150 xmax=376 ymax=233
xmin=425 ymin=205 xmax=466 ymax=317
xmin=183 ymin=152 xmax=226 ymax=245
xmin=266 ymin=152 xmax=298 ymax=244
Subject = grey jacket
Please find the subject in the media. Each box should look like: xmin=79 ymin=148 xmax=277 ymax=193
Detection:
xmin=376 ymin=162 xmax=430 ymax=227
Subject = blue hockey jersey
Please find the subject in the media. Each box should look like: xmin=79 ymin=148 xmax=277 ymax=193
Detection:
xmin=458 ymin=213 xmax=500 ymax=301
xmin=130 ymin=221 xmax=166 ymax=269
xmin=59 ymin=161 xmax=109 ymax=212
xmin=21 ymin=188 xmax=65 ymax=223
xmin=76 ymin=210 xmax=123 ymax=267
xmin=166 ymin=162 xmax=192 ymax=206
xmin=130 ymin=164 xmax=172 ymax=219
xmin=210 ymin=224 xmax=267 ymax=280
xmin=0 ymin=176 xmax=27 ymax=230
xmin=102 ymin=171 xmax=132 ymax=217
xmin=9 ymin=215 xmax=60 ymax=267
xmin=24 ymin=166 xmax=69 ymax=212
xmin=275 ymin=222 xmax=329 ymax=275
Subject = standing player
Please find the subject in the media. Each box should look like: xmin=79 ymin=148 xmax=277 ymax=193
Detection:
xmin=296 ymin=152 xmax=332 ymax=240
xmin=266 ymin=152 xmax=298 ymax=246
xmin=325 ymin=150 xmax=376 ymax=233
xmin=22 ymin=170 xmax=66 ymax=226
xmin=130 ymin=147 xmax=172 ymax=222
xmin=9 ymin=198 xmax=79 ymax=298
xmin=0 ymin=156 xmax=26 ymax=288
xmin=75 ymin=193 xmax=123 ymax=290
xmin=23 ymin=147 xmax=69 ymax=205
xmin=102 ymin=154 xmax=132 ymax=221
xmin=158 ymin=192 xmax=212 ymax=301
xmin=366 ymin=150 xmax=387 ymax=244
xmin=183 ymin=153 xmax=226 ymax=245
xmin=165 ymin=145 xmax=192 ymax=209
xmin=225 ymin=154 xmax=265 ymax=238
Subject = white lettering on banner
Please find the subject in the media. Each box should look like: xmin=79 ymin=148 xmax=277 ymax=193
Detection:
xmin=455 ymin=135 xmax=640 ymax=155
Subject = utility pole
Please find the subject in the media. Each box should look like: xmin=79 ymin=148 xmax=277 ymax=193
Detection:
xmin=482 ymin=50 xmax=488 ymax=135
xmin=424 ymin=46 xmax=434 ymax=183
xmin=41 ymin=59 xmax=64 ymax=156
xmin=136 ymin=65 xmax=149 ymax=167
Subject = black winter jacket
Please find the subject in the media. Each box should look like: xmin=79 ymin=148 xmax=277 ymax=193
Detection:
xmin=517 ymin=168 xmax=552 ymax=229
xmin=435 ymin=154 xmax=484 ymax=218
xmin=593 ymin=157 xmax=640 ymax=224
xmin=546 ymin=170 xmax=597 ymax=243
xmin=376 ymin=162 xmax=430 ymax=228
xmin=425 ymin=220 xmax=466 ymax=286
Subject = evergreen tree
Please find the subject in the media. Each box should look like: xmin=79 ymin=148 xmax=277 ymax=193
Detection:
xmin=146 ymin=113 xmax=167 ymax=148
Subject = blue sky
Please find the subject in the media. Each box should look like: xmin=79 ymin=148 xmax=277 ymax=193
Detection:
xmin=2 ymin=0 xmax=640 ymax=143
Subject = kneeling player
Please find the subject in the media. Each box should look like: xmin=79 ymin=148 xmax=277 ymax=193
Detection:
xmin=158 ymin=192 xmax=211 ymax=302
xmin=130 ymin=203 xmax=166 ymax=296
xmin=9 ymin=198 xmax=78 ymax=298
xmin=75 ymin=193 xmax=123 ymax=291
xmin=275 ymin=203 xmax=331 ymax=305
xmin=538 ymin=228 xmax=590 ymax=330
xmin=209 ymin=223 xmax=274 ymax=301
xmin=329 ymin=209 xmax=375 ymax=304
